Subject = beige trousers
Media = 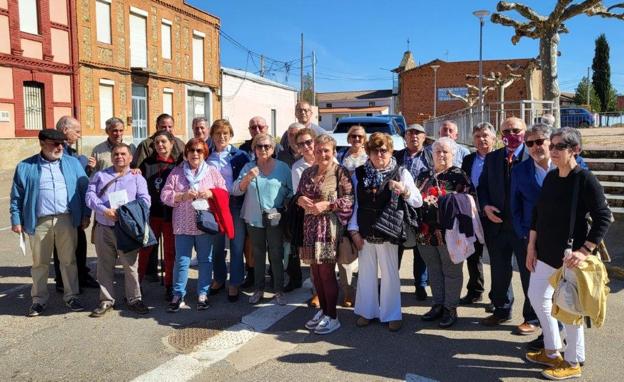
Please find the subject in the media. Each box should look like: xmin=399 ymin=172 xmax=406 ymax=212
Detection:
xmin=94 ymin=224 xmax=141 ymax=304
xmin=30 ymin=214 xmax=78 ymax=305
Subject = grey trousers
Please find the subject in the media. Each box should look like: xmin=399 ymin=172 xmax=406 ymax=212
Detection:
xmin=247 ymin=224 xmax=284 ymax=293
xmin=29 ymin=214 xmax=79 ymax=305
xmin=419 ymin=244 xmax=463 ymax=309
xmin=94 ymin=224 xmax=141 ymax=304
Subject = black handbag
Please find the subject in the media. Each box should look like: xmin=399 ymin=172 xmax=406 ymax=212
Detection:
xmin=196 ymin=209 xmax=219 ymax=234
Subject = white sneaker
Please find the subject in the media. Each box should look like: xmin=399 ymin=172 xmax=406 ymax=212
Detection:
xmin=305 ymin=310 xmax=325 ymax=330
xmin=274 ymin=292 xmax=287 ymax=306
xmin=315 ymin=317 xmax=341 ymax=335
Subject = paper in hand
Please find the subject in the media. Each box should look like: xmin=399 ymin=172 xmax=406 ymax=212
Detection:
xmin=19 ymin=233 xmax=26 ymax=256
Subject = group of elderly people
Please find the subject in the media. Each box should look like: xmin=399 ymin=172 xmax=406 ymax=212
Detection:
xmin=10 ymin=107 xmax=611 ymax=380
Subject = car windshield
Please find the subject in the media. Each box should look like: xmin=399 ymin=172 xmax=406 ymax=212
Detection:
xmin=334 ymin=122 xmax=393 ymax=134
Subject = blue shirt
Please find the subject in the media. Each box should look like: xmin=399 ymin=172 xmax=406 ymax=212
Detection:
xmin=37 ymin=155 xmax=69 ymax=217
xmin=206 ymin=145 xmax=234 ymax=192
xmin=403 ymin=149 xmax=429 ymax=180
xmin=454 ymin=145 xmax=470 ymax=167
xmin=534 ymin=160 xmax=554 ymax=187
xmin=470 ymin=153 xmax=486 ymax=189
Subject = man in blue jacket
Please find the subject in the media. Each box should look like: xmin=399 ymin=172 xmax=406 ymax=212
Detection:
xmin=10 ymin=129 xmax=91 ymax=317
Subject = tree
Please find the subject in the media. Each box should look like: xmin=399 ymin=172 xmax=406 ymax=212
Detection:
xmin=592 ymin=34 xmax=612 ymax=112
xmin=300 ymin=73 xmax=314 ymax=105
xmin=491 ymin=1 xmax=624 ymax=127
xmin=574 ymin=76 xmax=600 ymax=111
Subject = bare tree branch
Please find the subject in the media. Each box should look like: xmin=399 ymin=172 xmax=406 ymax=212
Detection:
xmin=491 ymin=13 xmax=541 ymax=43
xmin=562 ymin=0 xmax=601 ymax=20
xmin=586 ymin=2 xmax=624 ymax=18
xmin=607 ymin=2 xmax=624 ymax=11
xmin=551 ymin=0 xmax=575 ymax=19
xmin=495 ymin=1 xmax=547 ymax=22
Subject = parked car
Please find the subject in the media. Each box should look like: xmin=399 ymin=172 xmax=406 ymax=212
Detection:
xmin=332 ymin=116 xmax=405 ymax=151
xmin=560 ymin=107 xmax=595 ymax=128
xmin=387 ymin=114 xmax=407 ymax=136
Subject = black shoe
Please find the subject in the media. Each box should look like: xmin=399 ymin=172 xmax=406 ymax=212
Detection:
xmin=127 ymin=299 xmax=149 ymax=315
xmin=55 ymin=283 xmax=64 ymax=293
xmin=241 ymin=269 xmax=255 ymax=289
xmin=209 ymin=283 xmax=225 ymax=296
xmin=90 ymin=301 xmax=114 ymax=317
xmin=421 ymin=304 xmax=444 ymax=321
xmin=459 ymin=294 xmax=483 ymax=305
xmin=415 ymin=286 xmax=428 ymax=301
xmin=167 ymin=296 xmax=185 ymax=313
xmin=484 ymin=303 xmax=495 ymax=313
xmin=526 ymin=334 xmax=545 ymax=352
xmin=165 ymin=286 xmax=173 ymax=302
xmin=480 ymin=314 xmax=512 ymax=326
xmin=439 ymin=307 xmax=458 ymax=328
xmin=27 ymin=303 xmax=45 ymax=317
xmin=284 ymin=281 xmax=302 ymax=293
xmin=65 ymin=297 xmax=84 ymax=312
xmin=197 ymin=296 xmax=210 ymax=311
xmin=80 ymin=275 xmax=99 ymax=289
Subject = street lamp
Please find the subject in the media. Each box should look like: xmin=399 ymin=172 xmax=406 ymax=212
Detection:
xmin=431 ymin=65 xmax=440 ymax=118
xmin=473 ymin=9 xmax=490 ymax=114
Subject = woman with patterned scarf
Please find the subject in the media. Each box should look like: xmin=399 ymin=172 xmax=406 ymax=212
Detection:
xmin=347 ymin=133 xmax=422 ymax=332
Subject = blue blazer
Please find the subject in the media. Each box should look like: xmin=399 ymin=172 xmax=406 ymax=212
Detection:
xmin=510 ymin=158 xmax=542 ymax=239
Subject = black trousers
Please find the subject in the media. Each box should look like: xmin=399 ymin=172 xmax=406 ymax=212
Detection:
xmin=53 ymin=227 xmax=89 ymax=284
xmin=286 ymin=243 xmax=302 ymax=285
xmin=465 ymin=242 xmax=485 ymax=297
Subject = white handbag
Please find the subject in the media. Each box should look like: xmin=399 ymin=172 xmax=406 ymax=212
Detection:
xmin=553 ymin=253 xmax=584 ymax=316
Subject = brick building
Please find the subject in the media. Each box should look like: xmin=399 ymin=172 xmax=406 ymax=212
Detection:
xmin=399 ymin=58 xmax=542 ymax=124
xmin=0 ymin=0 xmax=78 ymax=169
xmin=76 ymin=0 xmax=221 ymax=150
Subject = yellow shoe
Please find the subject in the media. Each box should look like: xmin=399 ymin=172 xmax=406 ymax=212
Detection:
xmin=541 ymin=361 xmax=582 ymax=380
xmin=526 ymin=349 xmax=563 ymax=368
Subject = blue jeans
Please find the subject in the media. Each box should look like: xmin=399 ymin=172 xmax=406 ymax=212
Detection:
xmin=173 ymin=234 xmax=215 ymax=299
xmin=398 ymin=245 xmax=428 ymax=288
xmin=212 ymin=202 xmax=246 ymax=286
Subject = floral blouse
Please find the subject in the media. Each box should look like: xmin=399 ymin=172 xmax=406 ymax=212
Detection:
xmin=298 ymin=164 xmax=354 ymax=265
xmin=415 ymin=166 xmax=470 ymax=246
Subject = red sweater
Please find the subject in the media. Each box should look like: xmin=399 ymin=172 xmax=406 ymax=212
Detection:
xmin=209 ymin=188 xmax=234 ymax=239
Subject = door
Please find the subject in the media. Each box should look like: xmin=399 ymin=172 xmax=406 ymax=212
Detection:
xmin=132 ymin=85 xmax=148 ymax=147
xmin=187 ymin=90 xmax=210 ymax=138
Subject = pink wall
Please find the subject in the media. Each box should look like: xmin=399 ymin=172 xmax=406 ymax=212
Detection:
xmin=0 ymin=0 xmax=7 ymax=9
xmin=51 ymin=28 xmax=69 ymax=64
xmin=0 ymin=67 xmax=12 ymax=98
xmin=0 ymin=15 xmax=9 ymax=54
xmin=49 ymin=0 xmax=68 ymax=25
xmin=54 ymin=107 xmax=72 ymax=127
xmin=21 ymin=39 xmax=43 ymax=60
xmin=0 ymin=103 xmax=15 ymax=138
xmin=52 ymin=74 xmax=71 ymax=102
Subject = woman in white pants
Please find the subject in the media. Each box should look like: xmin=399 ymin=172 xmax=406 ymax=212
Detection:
xmin=526 ymin=128 xmax=611 ymax=380
xmin=347 ymin=133 xmax=422 ymax=332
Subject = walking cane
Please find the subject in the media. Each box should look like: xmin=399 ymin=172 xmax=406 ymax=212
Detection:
xmin=159 ymin=234 xmax=164 ymax=286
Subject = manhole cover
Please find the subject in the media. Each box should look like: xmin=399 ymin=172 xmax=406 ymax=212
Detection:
xmin=167 ymin=318 xmax=240 ymax=353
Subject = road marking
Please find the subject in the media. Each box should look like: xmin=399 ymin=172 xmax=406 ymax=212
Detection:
xmin=133 ymin=280 xmax=312 ymax=382
xmin=405 ymin=373 xmax=438 ymax=382
xmin=0 ymin=226 xmax=13 ymax=231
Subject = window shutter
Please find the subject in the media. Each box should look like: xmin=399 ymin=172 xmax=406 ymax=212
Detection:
xmin=19 ymin=0 xmax=39 ymax=34
xmin=96 ymin=1 xmax=111 ymax=44
xmin=130 ymin=13 xmax=147 ymax=68
xmin=161 ymin=23 xmax=171 ymax=59
xmin=192 ymin=36 xmax=204 ymax=81
xmin=99 ymin=84 xmax=114 ymax=129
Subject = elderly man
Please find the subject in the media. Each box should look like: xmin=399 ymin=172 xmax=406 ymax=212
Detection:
xmin=277 ymin=122 xmax=304 ymax=167
xmin=131 ymin=113 xmax=185 ymax=168
xmin=88 ymin=117 xmax=136 ymax=175
xmin=439 ymin=120 xmax=470 ymax=167
xmin=192 ymin=117 xmax=209 ymax=141
xmin=393 ymin=123 xmax=432 ymax=300
xmin=52 ymin=116 xmax=99 ymax=292
xmin=477 ymin=117 xmax=538 ymax=333
xmin=279 ymin=101 xmax=325 ymax=149
xmin=459 ymin=122 xmax=496 ymax=306
xmin=11 ymin=129 xmax=90 ymax=316
xmin=86 ymin=143 xmax=151 ymax=317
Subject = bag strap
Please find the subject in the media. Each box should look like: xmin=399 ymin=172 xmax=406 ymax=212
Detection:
xmin=567 ymin=170 xmax=582 ymax=249
xmin=254 ymin=176 xmax=264 ymax=211
xmin=98 ymin=172 xmax=125 ymax=198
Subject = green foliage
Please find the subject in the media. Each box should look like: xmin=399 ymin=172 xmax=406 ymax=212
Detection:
xmin=574 ymin=77 xmax=600 ymax=112
xmin=300 ymin=73 xmax=314 ymax=105
xmin=592 ymin=34 xmax=612 ymax=112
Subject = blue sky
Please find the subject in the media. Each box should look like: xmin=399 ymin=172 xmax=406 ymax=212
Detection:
xmin=190 ymin=0 xmax=624 ymax=94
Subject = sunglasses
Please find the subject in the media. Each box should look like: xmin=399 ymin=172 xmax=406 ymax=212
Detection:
xmin=296 ymin=139 xmax=313 ymax=148
xmin=255 ymin=144 xmax=273 ymax=151
xmin=549 ymin=143 xmax=571 ymax=151
xmin=47 ymin=141 xmax=65 ymax=147
xmin=249 ymin=125 xmax=265 ymax=130
xmin=348 ymin=134 xmax=364 ymax=140
xmin=502 ymin=128 xmax=523 ymax=135
xmin=188 ymin=148 xmax=204 ymax=154
xmin=525 ymin=138 xmax=546 ymax=148
xmin=371 ymin=148 xmax=389 ymax=155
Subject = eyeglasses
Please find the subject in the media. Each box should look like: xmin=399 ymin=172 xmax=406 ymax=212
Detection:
xmin=296 ymin=139 xmax=314 ymax=148
xmin=525 ymin=138 xmax=546 ymax=148
xmin=249 ymin=125 xmax=266 ymax=131
xmin=47 ymin=141 xmax=64 ymax=147
xmin=188 ymin=148 xmax=204 ymax=154
xmin=348 ymin=134 xmax=364 ymax=140
xmin=549 ymin=143 xmax=571 ymax=151
xmin=296 ymin=108 xmax=312 ymax=113
xmin=371 ymin=148 xmax=389 ymax=155
xmin=502 ymin=128 xmax=523 ymax=135
xmin=255 ymin=144 xmax=273 ymax=151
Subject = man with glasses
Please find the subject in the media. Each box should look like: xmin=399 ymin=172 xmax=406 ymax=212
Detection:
xmin=478 ymin=117 xmax=537 ymax=334
xmin=280 ymin=101 xmax=325 ymax=149
xmin=240 ymin=116 xmax=270 ymax=158
xmin=11 ymin=129 xmax=91 ymax=316
xmin=132 ymin=113 xmax=185 ymax=168
xmin=439 ymin=120 xmax=470 ymax=167
xmin=393 ymin=123 xmax=432 ymax=300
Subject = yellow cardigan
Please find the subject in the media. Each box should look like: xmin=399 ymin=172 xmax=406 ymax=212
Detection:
xmin=549 ymin=256 xmax=610 ymax=327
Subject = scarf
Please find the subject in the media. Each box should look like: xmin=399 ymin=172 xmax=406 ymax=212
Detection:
xmin=361 ymin=156 xmax=397 ymax=190
xmin=183 ymin=160 xmax=208 ymax=191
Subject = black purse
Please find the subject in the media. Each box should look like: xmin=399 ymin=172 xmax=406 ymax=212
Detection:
xmin=196 ymin=209 xmax=219 ymax=234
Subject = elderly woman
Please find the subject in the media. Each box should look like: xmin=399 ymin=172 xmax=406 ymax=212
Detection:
xmin=161 ymin=138 xmax=228 ymax=312
xmin=348 ymin=132 xmax=422 ymax=332
xmin=233 ymin=133 xmax=293 ymax=305
xmin=138 ymin=130 xmax=179 ymax=301
xmin=297 ymin=135 xmax=353 ymax=334
xmin=205 ymin=119 xmax=250 ymax=302
xmin=292 ymin=127 xmax=317 ymax=191
xmin=416 ymin=137 xmax=471 ymax=328
xmin=525 ymin=128 xmax=611 ymax=380
xmin=338 ymin=125 xmax=368 ymax=172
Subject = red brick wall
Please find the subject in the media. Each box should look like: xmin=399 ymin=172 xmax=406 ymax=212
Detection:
xmin=400 ymin=59 xmax=531 ymax=124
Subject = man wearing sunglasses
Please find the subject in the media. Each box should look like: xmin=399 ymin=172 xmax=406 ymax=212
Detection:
xmin=11 ymin=129 xmax=91 ymax=316
xmin=478 ymin=117 xmax=536 ymax=332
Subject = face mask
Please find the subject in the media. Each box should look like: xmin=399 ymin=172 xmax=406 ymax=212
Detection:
xmin=502 ymin=133 xmax=524 ymax=150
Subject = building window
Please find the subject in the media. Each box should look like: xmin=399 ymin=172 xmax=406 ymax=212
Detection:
xmin=132 ymin=85 xmax=148 ymax=142
xmin=192 ymin=32 xmax=205 ymax=81
xmin=96 ymin=0 xmax=111 ymax=44
xmin=366 ymin=113 xmax=373 ymax=116
xmin=23 ymin=82 xmax=44 ymax=130
xmin=99 ymin=81 xmax=114 ymax=129
xmin=161 ymin=20 xmax=172 ymax=59
xmin=368 ymin=101 xmax=375 ymax=107
xmin=18 ymin=0 xmax=39 ymax=35
xmin=271 ymin=108 xmax=277 ymax=136
xmin=129 ymin=10 xmax=147 ymax=68
xmin=437 ymin=87 xmax=468 ymax=101
xmin=326 ymin=103 xmax=332 ymax=108
xmin=162 ymin=89 xmax=173 ymax=115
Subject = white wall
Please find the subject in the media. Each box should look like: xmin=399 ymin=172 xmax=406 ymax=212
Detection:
xmin=221 ymin=74 xmax=298 ymax=144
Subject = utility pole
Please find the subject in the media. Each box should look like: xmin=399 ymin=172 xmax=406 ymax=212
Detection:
xmin=300 ymin=33 xmax=304 ymax=101
xmin=260 ymin=55 xmax=265 ymax=77
xmin=312 ymin=51 xmax=316 ymax=106
xmin=586 ymin=66 xmax=590 ymax=110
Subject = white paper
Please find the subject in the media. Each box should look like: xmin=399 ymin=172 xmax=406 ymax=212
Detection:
xmin=191 ymin=198 xmax=209 ymax=211
xmin=108 ymin=190 xmax=129 ymax=209
xmin=19 ymin=233 xmax=26 ymax=256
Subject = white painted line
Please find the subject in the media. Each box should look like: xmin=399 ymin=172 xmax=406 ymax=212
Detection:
xmin=0 ymin=284 xmax=30 ymax=298
xmin=133 ymin=280 xmax=312 ymax=382
xmin=0 ymin=226 xmax=13 ymax=231
xmin=405 ymin=373 xmax=438 ymax=382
